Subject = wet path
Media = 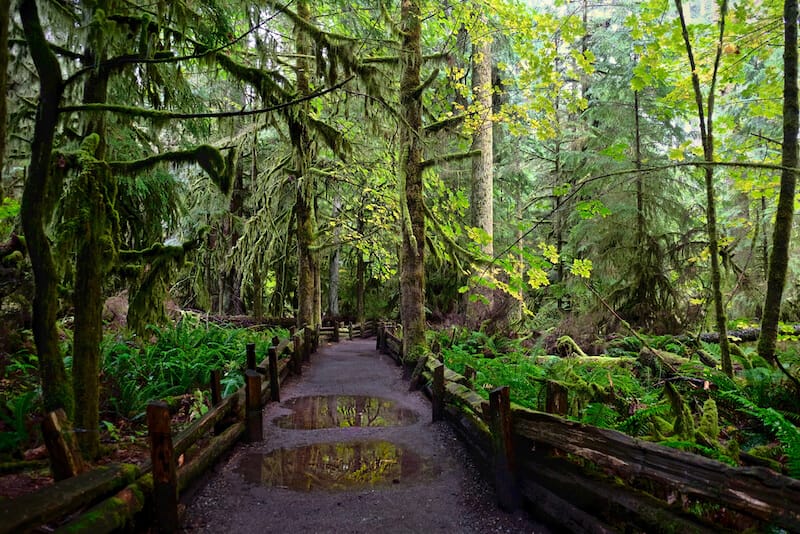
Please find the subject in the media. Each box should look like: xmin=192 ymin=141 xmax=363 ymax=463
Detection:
xmin=183 ymin=338 xmax=548 ymax=533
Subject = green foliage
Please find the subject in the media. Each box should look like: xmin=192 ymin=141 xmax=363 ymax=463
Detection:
xmin=102 ymin=318 xmax=286 ymax=419
xmin=719 ymin=390 xmax=800 ymax=477
xmin=0 ymin=391 xmax=38 ymax=454
xmin=580 ymin=402 xmax=619 ymax=428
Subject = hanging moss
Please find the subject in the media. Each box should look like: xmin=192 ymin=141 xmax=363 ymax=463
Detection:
xmin=109 ymin=144 xmax=229 ymax=194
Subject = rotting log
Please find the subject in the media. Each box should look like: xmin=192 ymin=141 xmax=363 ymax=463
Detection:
xmin=545 ymin=380 xmax=568 ymax=415
xmin=147 ymin=402 xmax=179 ymax=533
xmin=512 ymin=407 xmax=800 ymax=531
xmin=41 ymin=408 xmax=87 ymax=480
xmin=521 ymin=477 xmax=616 ymax=534
xmin=0 ymin=463 xmax=139 ymax=534
xmin=177 ymin=422 xmax=244 ymax=493
xmin=55 ymin=473 xmax=153 ymax=534
xmin=518 ymin=448 xmax=716 ymax=534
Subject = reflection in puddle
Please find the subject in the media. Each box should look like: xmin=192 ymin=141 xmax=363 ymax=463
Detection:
xmin=236 ymin=441 xmax=439 ymax=491
xmin=273 ymin=395 xmax=418 ymax=429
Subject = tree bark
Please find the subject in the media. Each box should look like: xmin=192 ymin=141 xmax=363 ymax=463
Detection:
xmin=72 ymin=0 xmax=112 ymax=459
xmin=356 ymin=211 xmax=366 ymax=324
xmin=674 ymin=0 xmax=732 ymax=376
xmin=399 ymin=0 xmax=426 ymax=360
xmin=329 ymin=194 xmax=341 ymax=316
xmin=293 ymin=0 xmax=319 ymax=331
xmin=19 ymin=0 xmax=73 ymax=415
xmin=758 ymin=0 xmax=798 ymax=365
xmin=0 ymin=0 xmax=9 ymax=200
xmin=466 ymin=21 xmax=494 ymax=328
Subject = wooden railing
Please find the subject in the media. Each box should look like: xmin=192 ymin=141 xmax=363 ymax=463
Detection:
xmin=1 ymin=327 xmax=318 ymax=534
xmin=376 ymin=323 xmax=800 ymax=533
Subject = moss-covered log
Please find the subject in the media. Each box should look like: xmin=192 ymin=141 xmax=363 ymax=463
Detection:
xmin=177 ymin=422 xmax=244 ymax=493
xmin=0 ymin=463 xmax=139 ymax=534
xmin=54 ymin=474 xmax=153 ymax=534
xmin=512 ymin=407 xmax=800 ymax=530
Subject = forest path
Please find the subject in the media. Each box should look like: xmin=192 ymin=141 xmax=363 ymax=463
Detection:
xmin=182 ymin=338 xmax=548 ymax=533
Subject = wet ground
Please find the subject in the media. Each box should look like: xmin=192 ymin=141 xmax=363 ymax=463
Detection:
xmin=182 ymin=338 xmax=549 ymax=533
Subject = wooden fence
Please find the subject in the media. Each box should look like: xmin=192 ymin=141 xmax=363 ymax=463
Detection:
xmin=376 ymin=323 xmax=800 ymax=533
xmin=1 ymin=326 xmax=321 ymax=534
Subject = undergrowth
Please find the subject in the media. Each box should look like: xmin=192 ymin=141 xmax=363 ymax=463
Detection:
xmin=437 ymin=328 xmax=800 ymax=478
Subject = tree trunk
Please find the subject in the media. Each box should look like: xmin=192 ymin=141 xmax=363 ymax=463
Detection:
xmin=758 ymin=0 xmax=798 ymax=364
xmin=0 ymin=0 xmax=9 ymax=200
xmin=19 ymin=0 xmax=73 ymax=415
xmin=466 ymin=22 xmax=494 ymax=328
xmin=72 ymin=0 xmax=112 ymax=459
xmin=356 ymin=212 xmax=366 ymax=325
xmin=399 ymin=0 xmax=426 ymax=360
xmin=293 ymin=0 xmax=318 ymax=331
xmin=674 ymin=0 xmax=732 ymax=376
xmin=329 ymin=194 xmax=341 ymax=316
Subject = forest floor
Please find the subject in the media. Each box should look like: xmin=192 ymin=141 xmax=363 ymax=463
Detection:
xmin=182 ymin=338 xmax=549 ymax=533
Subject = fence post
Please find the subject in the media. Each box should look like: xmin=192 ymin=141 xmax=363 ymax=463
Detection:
xmin=303 ymin=324 xmax=313 ymax=362
xmin=463 ymin=365 xmax=476 ymax=390
xmin=210 ymin=370 xmax=225 ymax=434
xmin=348 ymin=322 xmax=353 ymax=340
xmin=147 ymin=401 xmax=179 ymax=533
xmin=432 ymin=363 xmax=445 ymax=422
xmin=246 ymin=342 xmax=256 ymax=371
xmin=333 ymin=320 xmax=340 ymax=342
xmin=292 ymin=331 xmax=302 ymax=375
xmin=245 ymin=370 xmax=263 ymax=442
xmin=268 ymin=346 xmax=280 ymax=402
xmin=376 ymin=322 xmax=384 ymax=351
xmin=272 ymin=335 xmax=280 ymax=347
xmin=489 ymin=386 xmax=520 ymax=511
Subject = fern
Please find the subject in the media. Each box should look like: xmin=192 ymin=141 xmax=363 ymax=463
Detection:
xmin=618 ymin=402 xmax=671 ymax=437
xmin=719 ymin=390 xmax=800 ymax=477
xmin=581 ymin=403 xmax=619 ymax=429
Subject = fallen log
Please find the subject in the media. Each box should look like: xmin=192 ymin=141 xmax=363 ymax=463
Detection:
xmin=698 ymin=325 xmax=800 ymax=343
xmin=512 ymin=408 xmax=800 ymax=531
xmin=55 ymin=474 xmax=153 ymax=534
xmin=0 ymin=463 xmax=140 ymax=534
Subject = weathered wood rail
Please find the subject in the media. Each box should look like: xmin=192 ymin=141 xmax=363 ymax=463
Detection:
xmin=376 ymin=323 xmax=800 ymax=533
xmin=0 ymin=325 xmax=332 ymax=534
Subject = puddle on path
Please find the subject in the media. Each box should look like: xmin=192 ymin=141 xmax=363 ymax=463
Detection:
xmin=273 ymin=395 xmax=418 ymax=429
xmin=236 ymin=440 xmax=439 ymax=491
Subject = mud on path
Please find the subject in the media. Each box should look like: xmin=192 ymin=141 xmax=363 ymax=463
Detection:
xmin=182 ymin=338 xmax=549 ymax=533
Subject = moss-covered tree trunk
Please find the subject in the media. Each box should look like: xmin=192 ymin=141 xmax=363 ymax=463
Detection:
xmin=19 ymin=0 xmax=73 ymax=415
xmin=356 ymin=211 xmax=366 ymax=325
xmin=759 ymin=0 xmax=798 ymax=364
xmin=72 ymin=0 xmax=112 ymax=459
xmin=0 ymin=0 xmax=9 ymax=199
xmin=329 ymin=194 xmax=341 ymax=316
xmin=399 ymin=0 xmax=426 ymax=360
xmin=466 ymin=22 xmax=494 ymax=328
xmin=72 ymin=137 xmax=115 ymax=460
xmin=293 ymin=0 xmax=319 ymax=331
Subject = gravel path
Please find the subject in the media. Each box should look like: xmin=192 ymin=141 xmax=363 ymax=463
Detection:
xmin=182 ymin=338 xmax=549 ymax=533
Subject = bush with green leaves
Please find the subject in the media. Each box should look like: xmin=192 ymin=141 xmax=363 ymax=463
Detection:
xmin=102 ymin=317 xmax=286 ymax=420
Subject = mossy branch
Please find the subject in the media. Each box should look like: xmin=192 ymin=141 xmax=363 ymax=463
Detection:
xmin=424 ymin=114 xmax=466 ymax=134
xmin=58 ymin=76 xmax=354 ymax=119
xmin=109 ymin=145 xmax=230 ymax=194
xmin=421 ymin=150 xmax=481 ymax=170
xmin=411 ymin=69 xmax=439 ymax=99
